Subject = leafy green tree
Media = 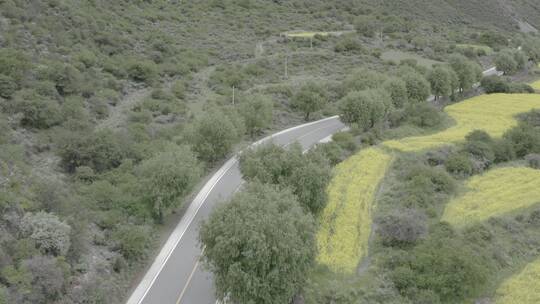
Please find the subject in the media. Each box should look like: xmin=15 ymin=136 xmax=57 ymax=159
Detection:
xmin=136 ymin=145 xmax=202 ymax=220
xmin=494 ymin=51 xmax=518 ymax=75
xmin=0 ymin=48 xmax=30 ymax=85
xmin=480 ymin=75 xmax=510 ymax=93
xmin=126 ymin=59 xmax=158 ymax=84
xmin=504 ymin=123 xmax=540 ymax=157
xmin=343 ymin=69 xmax=386 ymax=94
xmin=239 ymin=143 xmax=331 ymax=214
xmin=402 ymin=71 xmax=431 ymax=103
xmin=191 ymin=109 xmax=241 ymax=163
xmin=428 ymin=66 xmax=452 ymax=99
xmin=292 ymin=82 xmax=327 ymax=121
xmin=383 ymin=77 xmax=408 ymax=108
xmin=239 ymin=95 xmax=273 ymax=137
xmin=449 ymin=54 xmax=481 ymax=92
xmin=339 ymin=89 xmax=392 ymax=131
xmin=199 ymin=182 xmax=316 ymax=304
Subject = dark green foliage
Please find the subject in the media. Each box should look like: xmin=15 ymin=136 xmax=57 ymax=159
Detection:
xmin=504 ymin=123 xmax=540 ymax=157
xmin=383 ymin=77 xmax=408 ymax=108
xmin=239 ymin=143 xmax=331 ymax=214
xmin=339 ymin=89 xmax=392 ymax=131
xmin=389 ymin=233 xmax=492 ymax=303
xmin=190 ymin=109 xmax=241 ymax=163
xmin=495 ymin=50 xmax=518 ymax=75
xmin=481 ymin=75 xmax=509 ymax=93
xmin=199 ymin=182 xmax=316 ymax=304
xmin=404 ymin=102 xmax=444 ymax=128
xmin=376 ymin=208 xmax=427 ymax=246
xmin=343 ymin=69 xmax=386 ymax=94
xmin=56 ymin=128 xmax=130 ymax=173
xmin=428 ymin=66 xmax=452 ymax=98
xmin=448 ymin=54 xmax=481 ymax=91
xmin=126 ymin=59 xmax=158 ymax=84
xmin=113 ymin=224 xmax=151 ymax=261
xmin=239 ymin=95 xmax=273 ymax=137
xmin=334 ymin=37 xmax=364 ymax=53
xmin=401 ymin=71 xmax=431 ymax=103
xmin=292 ymin=82 xmax=327 ymax=121
xmin=136 ymin=145 xmax=202 ymax=221
xmin=12 ymin=90 xmax=62 ymax=129
xmin=445 ymin=153 xmax=473 ymax=176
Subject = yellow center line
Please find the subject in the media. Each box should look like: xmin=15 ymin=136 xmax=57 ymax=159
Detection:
xmin=176 ymin=247 xmax=205 ymax=304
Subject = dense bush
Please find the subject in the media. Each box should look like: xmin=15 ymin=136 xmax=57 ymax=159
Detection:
xmin=376 ymin=208 xmax=427 ymax=246
xmin=240 ymin=143 xmax=331 ymax=214
xmin=21 ymin=212 xmax=71 ymax=256
xmin=339 ymin=89 xmax=392 ymax=131
xmin=445 ymin=153 xmax=473 ymax=176
xmin=136 ymin=144 xmax=203 ymax=221
xmin=504 ymin=123 xmax=540 ymax=157
xmin=239 ymin=95 xmax=273 ymax=137
xmin=200 ymin=182 xmax=316 ymax=304
xmin=292 ymin=82 xmax=327 ymax=121
xmin=404 ymin=102 xmax=443 ymax=128
xmin=526 ymin=154 xmax=540 ymax=169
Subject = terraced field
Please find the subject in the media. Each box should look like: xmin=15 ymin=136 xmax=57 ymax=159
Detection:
xmin=495 ymin=258 xmax=540 ymax=304
xmin=441 ymin=167 xmax=540 ymax=226
xmin=317 ymin=147 xmax=392 ymax=273
xmin=317 ymin=93 xmax=540 ymax=274
xmin=383 ymin=94 xmax=540 ymax=152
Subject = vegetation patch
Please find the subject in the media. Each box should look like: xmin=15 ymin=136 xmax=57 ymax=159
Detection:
xmin=495 ymin=258 xmax=540 ymax=304
xmin=456 ymin=44 xmax=494 ymax=54
xmin=383 ymin=94 xmax=540 ymax=152
xmin=531 ymin=79 xmax=540 ymax=91
xmin=316 ymin=147 xmax=392 ymax=273
xmin=442 ymin=166 xmax=540 ymax=226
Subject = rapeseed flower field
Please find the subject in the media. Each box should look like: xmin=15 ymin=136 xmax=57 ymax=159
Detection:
xmin=316 ymin=147 xmax=392 ymax=273
xmin=441 ymin=167 xmax=540 ymax=226
xmin=495 ymin=258 xmax=540 ymax=304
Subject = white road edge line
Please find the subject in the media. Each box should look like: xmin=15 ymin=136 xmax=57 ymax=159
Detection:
xmin=127 ymin=115 xmax=340 ymax=304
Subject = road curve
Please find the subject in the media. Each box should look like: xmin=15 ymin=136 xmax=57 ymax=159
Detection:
xmin=127 ymin=116 xmax=346 ymax=304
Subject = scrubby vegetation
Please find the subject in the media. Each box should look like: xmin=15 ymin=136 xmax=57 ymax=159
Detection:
xmin=1 ymin=0 xmax=540 ymax=302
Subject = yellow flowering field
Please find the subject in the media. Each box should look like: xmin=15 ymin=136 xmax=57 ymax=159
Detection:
xmin=383 ymin=94 xmax=540 ymax=152
xmin=316 ymin=147 xmax=392 ymax=273
xmin=495 ymin=258 xmax=540 ymax=304
xmin=441 ymin=167 xmax=540 ymax=226
xmin=284 ymin=31 xmax=329 ymax=38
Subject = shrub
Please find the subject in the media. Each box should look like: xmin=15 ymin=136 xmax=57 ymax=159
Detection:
xmin=495 ymin=51 xmax=518 ymax=75
xmin=389 ymin=236 xmax=492 ymax=303
xmin=239 ymin=94 xmax=273 ymax=137
xmin=113 ymin=224 xmax=151 ymax=261
xmin=339 ymin=89 xmax=392 ymax=131
xmin=127 ymin=59 xmax=158 ymax=84
xmin=526 ymin=154 xmax=540 ymax=169
xmin=445 ymin=153 xmax=473 ymax=176
xmin=404 ymin=102 xmax=443 ymax=128
xmin=292 ymin=82 xmax=327 ymax=121
xmin=191 ymin=109 xmax=241 ymax=163
xmin=383 ymin=77 xmax=408 ymax=108
xmin=376 ymin=208 xmax=427 ymax=246
xmin=334 ymin=37 xmax=363 ymax=53
xmin=136 ymin=144 xmax=202 ymax=220
xmin=481 ymin=75 xmax=509 ymax=93
xmin=504 ymin=124 xmax=540 ymax=157
xmin=401 ymin=71 xmax=431 ymax=103
xmin=13 ymin=90 xmax=62 ymax=129
xmin=0 ymin=74 xmax=18 ymax=99
xmin=508 ymin=83 xmax=535 ymax=94
xmin=21 ymin=212 xmax=71 ymax=256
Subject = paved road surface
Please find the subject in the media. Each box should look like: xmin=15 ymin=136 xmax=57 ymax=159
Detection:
xmin=127 ymin=116 xmax=346 ymax=304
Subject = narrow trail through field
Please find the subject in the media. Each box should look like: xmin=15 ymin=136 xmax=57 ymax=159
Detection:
xmin=317 ymin=94 xmax=540 ymax=274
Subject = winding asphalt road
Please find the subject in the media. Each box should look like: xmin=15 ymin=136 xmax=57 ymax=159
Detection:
xmin=127 ymin=116 xmax=346 ymax=304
